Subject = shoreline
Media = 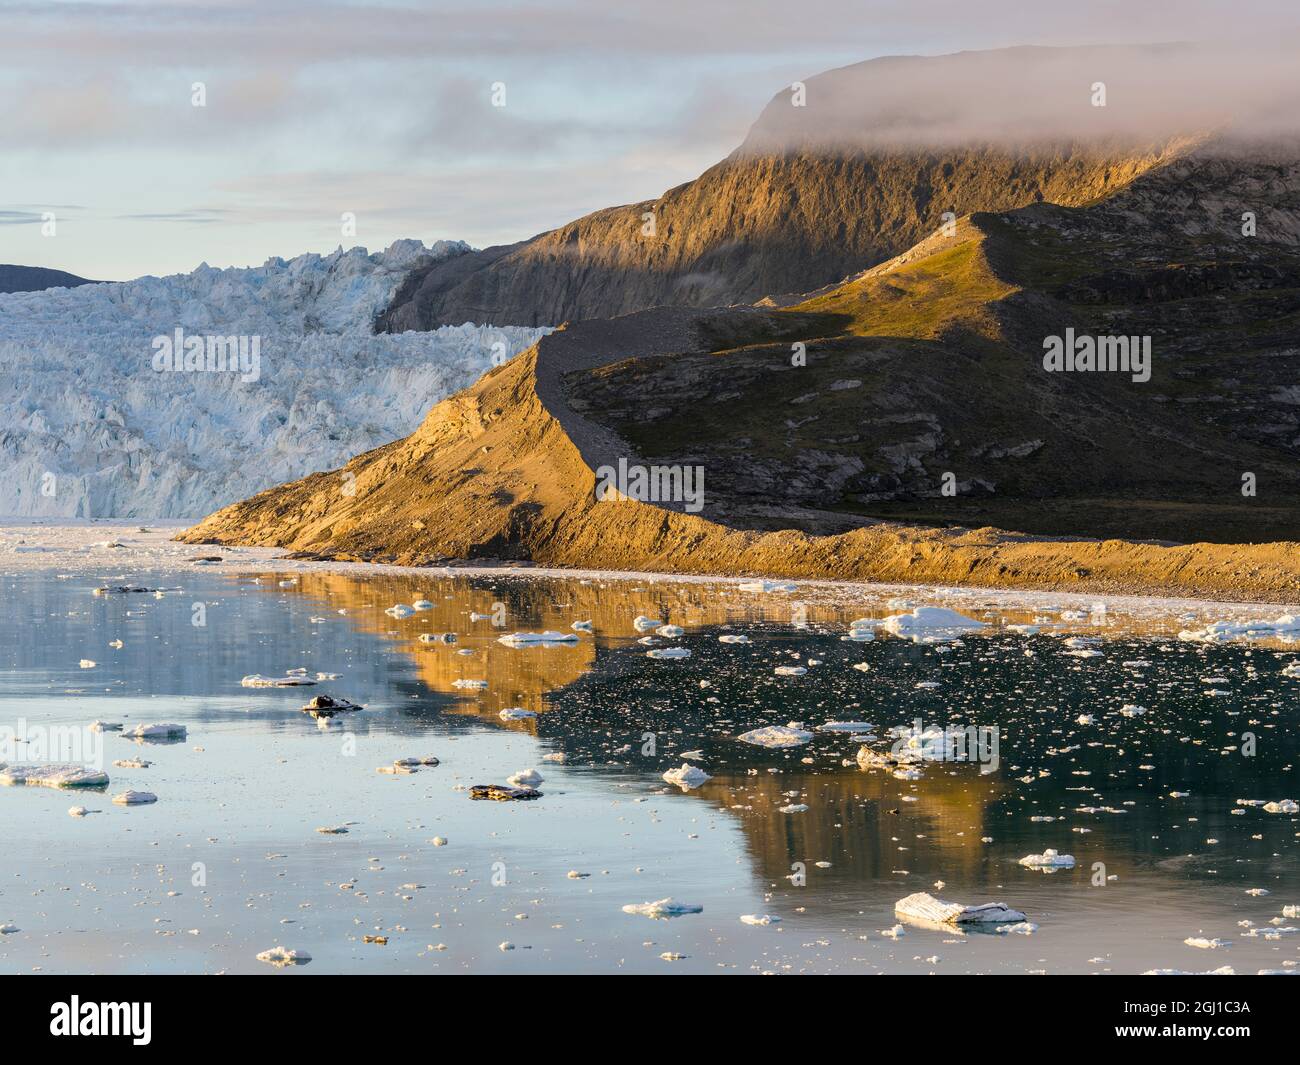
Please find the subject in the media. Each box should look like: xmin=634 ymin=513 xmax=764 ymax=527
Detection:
xmin=3 ymin=520 xmax=1298 ymax=619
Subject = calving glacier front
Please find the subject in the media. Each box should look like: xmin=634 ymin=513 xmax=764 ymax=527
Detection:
xmin=0 ymin=240 xmax=550 ymax=518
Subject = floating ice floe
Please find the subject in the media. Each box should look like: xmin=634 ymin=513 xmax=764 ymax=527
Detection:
xmin=0 ymin=764 xmax=109 ymax=789
xmin=571 ymin=620 xmax=593 ymax=632
xmin=256 ymin=946 xmax=312 ymax=967
xmin=508 ymin=768 xmax=543 ymax=787
xmin=1178 ymin=614 xmax=1300 ymax=643
xmin=79 ymin=659 xmax=96 ymax=669
xmin=0 ymin=924 xmax=19 ymax=934
xmin=656 ymin=624 xmax=685 ymax=638
xmin=622 ymin=898 xmax=703 ymax=918
xmin=242 ymin=673 xmax=318 ymax=688
xmin=112 ymin=790 xmax=157 ymax=805
xmin=633 ymin=615 xmax=663 ymax=632
xmin=779 ymin=803 xmax=809 ymax=813
xmin=1119 ymin=704 xmax=1148 ymax=717
xmin=497 ymin=631 xmax=580 ymax=647
xmin=662 ymin=764 xmax=711 ymax=790
xmin=817 ymin=721 xmax=876 ymax=733
xmin=991 ymin=921 xmax=1038 ymax=935
xmin=412 ymin=600 xmax=434 ymax=611
xmin=1144 ymin=966 xmax=1235 ymax=976
xmin=113 ymin=758 xmax=151 ymax=769
xmin=737 ymin=581 xmax=797 ymax=593
xmin=774 ymin=665 xmax=807 ymax=676
xmin=499 ymin=707 xmax=536 ymax=720
xmin=385 ymin=604 xmax=415 ymax=618
xmin=738 ymin=725 xmax=814 ymax=748
xmin=1264 ymin=799 xmax=1299 ymax=814
xmin=452 ymin=679 xmax=488 ymax=690
xmin=895 ymin=892 xmax=1027 ymax=928
xmin=126 ymin=723 xmax=187 ymax=740
xmin=880 ymin=607 xmax=987 ymax=644
xmin=740 ymin=914 xmax=781 ymax=925
xmin=647 ymin=647 xmax=691 ymax=660
xmin=88 ymin=721 xmax=122 ymax=733
xmin=718 ymin=634 xmax=750 ymax=644
xmin=1184 ymin=937 xmax=1231 ymax=949
xmin=1019 ymin=849 xmax=1076 ymax=869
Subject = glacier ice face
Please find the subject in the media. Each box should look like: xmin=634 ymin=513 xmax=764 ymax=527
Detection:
xmin=0 ymin=240 xmax=551 ymax=518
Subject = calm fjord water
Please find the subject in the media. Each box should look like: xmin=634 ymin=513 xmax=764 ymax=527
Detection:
xmin=1 ymin=568 xmax=1297 ymax=974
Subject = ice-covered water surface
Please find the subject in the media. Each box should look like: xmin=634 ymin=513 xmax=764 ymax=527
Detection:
xmin=0 ymin=241 xmax=549 ymax=518
xmin=2 ymin=557 xmax=1299 ymax=974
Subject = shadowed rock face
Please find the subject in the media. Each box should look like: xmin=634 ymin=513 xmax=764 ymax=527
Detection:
xmin=0 ymin=265 xmax=99 ymax=293
xmin=379 ymin=144 xmax=1182 ymax=331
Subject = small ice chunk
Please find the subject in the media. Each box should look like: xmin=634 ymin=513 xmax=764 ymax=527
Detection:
xmin=647 ymin=647 xmax=691 ymax=660
xmin=1184 ymin=937 xmax=1231 ymax=949
xmin=622 ymin=898 xmax=703 ymax=918
xmin=895 ymin=892 xmax=1027 ymax=926
xmin=1019 ymin=849 xmax=1076 ymax=869
xmin=740 ymin=914 xmax=781 ymax=925
xmin=507 ymin=768 xmax=544 ymax=787
xmin=663 ymin=764 xmax=711 ymax=790
xmin=499 ymin=707 xmax=536 ymax=720
xmin=126 ymin=722 xmax=187 ymax=740
xmin=738 ymin=725 xmax=814 ymax=748
xmin=497 ymin=631 xmax=580 ymax=647
xmin=774 ymin=665 xmax=807 ymax=676
xmin=880 ymin=607 xmax=986 ymax=644
xmin=256 ymin=946 xmax=312 ymax=967
xmin=718 ymin=633 xmax=750 ymax=644
xmin=112 ymin=790 xmax=157 ymax=805
xmin=242 ymin=673 xmax=318 ymax=688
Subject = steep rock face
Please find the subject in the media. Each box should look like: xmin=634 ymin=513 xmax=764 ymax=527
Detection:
xmin=381 ymin=143 xmax=1186 ymax=331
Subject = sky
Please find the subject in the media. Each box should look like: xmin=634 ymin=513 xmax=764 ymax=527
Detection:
xmin=3 ymin=0 xmax=1299 ymax=280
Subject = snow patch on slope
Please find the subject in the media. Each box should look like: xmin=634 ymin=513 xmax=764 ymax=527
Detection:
xmin=0 ymin=240 xmax=550 ymax=518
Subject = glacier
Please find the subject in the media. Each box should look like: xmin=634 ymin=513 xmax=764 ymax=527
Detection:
xmin=0 ymin=240 xmax=551 ymax=518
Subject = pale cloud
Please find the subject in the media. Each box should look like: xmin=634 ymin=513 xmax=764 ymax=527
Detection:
xmin=5 ymin=0 xmax=1300 ymax=279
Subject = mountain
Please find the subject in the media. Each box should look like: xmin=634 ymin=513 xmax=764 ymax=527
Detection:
xmin=0 ymin=265 xmax=99 ymax=293
xmin=378 ymin=43 xmax=1289 ymax=330
xmin=0 ymin=241 xmax=547 ymax=518
xmin=180 ymin=47 xmax=1300 ymax=599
